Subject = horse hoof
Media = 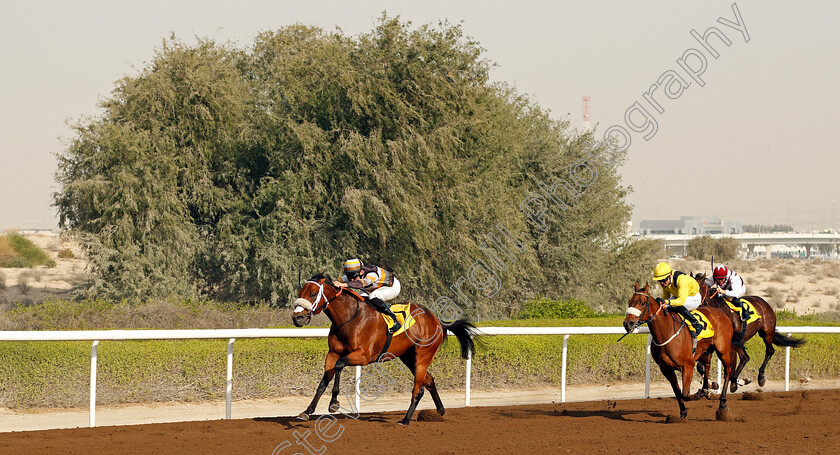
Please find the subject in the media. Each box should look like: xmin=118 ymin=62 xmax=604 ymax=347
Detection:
xmin=730 ymin=383 xmax=738 ymax=393
xmin=437 ymin=408 xmax=446 ymax=416
xmin=711 ymin=382 xmax=719 ymax=390
xmin=329 ymin=402 xmax=340 ymax=413
xmin=397 ymin=419 xmax=410 ymax=426
xmin=296 ymin=412 xmax=310 ymax=421
xmin=758 ymin=376 xmax=766 ymax=387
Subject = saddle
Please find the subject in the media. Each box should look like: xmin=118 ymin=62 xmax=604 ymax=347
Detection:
xmin=683 ymin=310 xmax=715 ymax=340
xmin=721 ymin=297 xmax=761 ymax=324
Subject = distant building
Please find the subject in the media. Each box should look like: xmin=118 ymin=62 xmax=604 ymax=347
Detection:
xmin=639 ymin=216 xmax=742 ymax=235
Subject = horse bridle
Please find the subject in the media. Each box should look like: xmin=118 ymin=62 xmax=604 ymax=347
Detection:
xmin=627 ymin=291 xmax=663 ymax=326
xmin=294 ymin=280 xmax=360 ymax=328
xmin=627 ymin=291 xmax=686 ymax=347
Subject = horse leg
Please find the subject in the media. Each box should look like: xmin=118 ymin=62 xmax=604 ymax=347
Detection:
xmin=696 ymin=350 xmax=714 ymax=396
xmin=660 ymin=365 xmax=688 ymax=419
xmin=682 ymin=361 xmax=704 ymax=401
xmin=423 ymin=372 xmax=445 ymax=416
xmin=757 ymin=332 xmax=775 ymax=387
xmin=716 ymin=344 xmax=732 ymax=414
xmin=729 ymin=343 xmax=751 ymax=393
xmin=328 ymin=365 xmax=343 ymax=413
xmin=398 ymin=361 xmax=430 ymax=426
xmin=298 ymin=351 xmax=339 ymax=420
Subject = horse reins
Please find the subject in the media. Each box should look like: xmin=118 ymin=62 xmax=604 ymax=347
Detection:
xmin=303 ymin=280 xmax=360 ymax=328
xmin=631 ymin=291 xmax=686 ymax=347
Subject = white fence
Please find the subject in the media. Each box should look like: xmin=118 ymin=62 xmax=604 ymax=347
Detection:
xmin=1 ymin=326 xmax=837 ymax=427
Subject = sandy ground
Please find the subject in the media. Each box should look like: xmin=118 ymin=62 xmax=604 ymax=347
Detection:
xmin=0 ymin=231 xmax=88 ymax=305
xmin=1 ymin=378 xmax=835 ymax=433
xmin=3 ymin=387 xmax=840 ymax=454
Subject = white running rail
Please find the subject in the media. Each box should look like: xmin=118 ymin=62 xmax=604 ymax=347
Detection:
xmin=1 ymin=326 xmax=836 ymax=427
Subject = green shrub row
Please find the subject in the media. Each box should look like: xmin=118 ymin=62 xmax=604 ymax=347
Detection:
xmin=1 ymin=315 xmax=837 ymax=409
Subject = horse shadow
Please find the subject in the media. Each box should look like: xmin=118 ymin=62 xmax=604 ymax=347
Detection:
xmin=547 ymin=408 xmax=668 ymax=422
xmin=254 ymin=412 xmax=390 ymax=429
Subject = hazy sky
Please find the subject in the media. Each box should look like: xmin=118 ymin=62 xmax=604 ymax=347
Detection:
xmin=1 ymin=0 xmax=838 ymax=231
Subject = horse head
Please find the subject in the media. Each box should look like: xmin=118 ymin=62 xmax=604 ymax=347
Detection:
xmin=624 ymin=282 xmax=657 ymax=333
xmin=292 ymin=273 xmax=335 ymax=327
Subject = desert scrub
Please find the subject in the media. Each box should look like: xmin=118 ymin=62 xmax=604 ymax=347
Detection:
xmin=0 ymin=234 xmax=56 ymax=268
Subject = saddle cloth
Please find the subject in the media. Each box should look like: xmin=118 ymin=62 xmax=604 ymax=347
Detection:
xmin=382 ymin=303 xmax=416 ymax=337
xmin=722 ymin=297 xmax=762 ymax=324
xmin=685 ymin=310 xmax=715 ymax=340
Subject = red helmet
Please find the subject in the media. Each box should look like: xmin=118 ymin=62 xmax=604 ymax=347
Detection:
xmin=713 ymin=265 xmax=728 ymax=283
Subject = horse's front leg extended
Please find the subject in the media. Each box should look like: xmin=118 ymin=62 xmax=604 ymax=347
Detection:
xmin=298 ymin=352 xmax=340 ymax=421
xmin=660 ymin=365 xmax=687 ymax=419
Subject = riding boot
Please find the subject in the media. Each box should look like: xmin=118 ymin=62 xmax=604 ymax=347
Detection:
xmin=673 ymin=305 xmax=705 ymax=337
xmin=732 ymin=297 xmax=751 ymax=321
xmin=369 ymin=297 xmax=401 ymax=334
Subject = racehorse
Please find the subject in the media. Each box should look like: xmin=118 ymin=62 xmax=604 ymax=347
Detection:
xmin=292 ymin=273 xmax=478 ymax=425
xmin=623 ymin=283 xmax=736 ymax=419
xmin=694 ymin=273 xmax=805 ymax=392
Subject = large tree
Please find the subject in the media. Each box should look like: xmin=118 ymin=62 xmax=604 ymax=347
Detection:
xmin=55 ymin=17 xmax=656 ymax=313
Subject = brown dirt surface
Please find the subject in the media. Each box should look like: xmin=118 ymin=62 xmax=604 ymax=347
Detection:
xmin=1 ymin=388 xmax=837 ymax=454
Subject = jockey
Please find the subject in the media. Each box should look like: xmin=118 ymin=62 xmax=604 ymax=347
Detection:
xmin=333 ymin=258 xmax=403 ymax=334
xmin=707 ymin=264 xmax=750 ymax=321
xmin=653 ymin=262 xmax=705 ymax=346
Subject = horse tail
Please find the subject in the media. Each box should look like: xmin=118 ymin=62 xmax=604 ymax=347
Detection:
xmin=441 ymin=319 xmax=479 ymax=359
xmin=772 ymin=332 xmax=806 ymax=348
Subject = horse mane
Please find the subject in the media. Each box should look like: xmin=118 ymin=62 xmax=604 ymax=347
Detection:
xmin=308 ymin=272 xmax=335 ymax=284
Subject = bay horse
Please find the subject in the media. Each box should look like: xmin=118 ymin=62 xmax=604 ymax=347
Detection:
xmin=623 ymin=283 xmax=736 ymax=419
xmin=291 ymin=273 xmax=478 ymax=425
xmin=694 ymin=273 xmax=805 ymax=392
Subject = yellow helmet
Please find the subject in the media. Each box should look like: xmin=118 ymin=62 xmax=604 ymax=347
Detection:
xmin=343 ymin=258 xmax=363 ymax=275
xmin=653 ymin=262 xmax=673 ymax=281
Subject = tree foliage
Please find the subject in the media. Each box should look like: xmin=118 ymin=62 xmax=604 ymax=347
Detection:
xmin=686 ymin=235 xmax=739 ymax=262
xmin=55 ymin=17 xmax=657 ymax=314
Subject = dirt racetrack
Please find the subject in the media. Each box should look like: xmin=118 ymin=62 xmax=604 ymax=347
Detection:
xmin=1 ymin=388 xmax=837 ymax=454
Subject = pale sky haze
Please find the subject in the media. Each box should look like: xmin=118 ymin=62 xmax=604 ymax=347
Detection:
xmin=1 ymin=0 xmax=838 ymax=231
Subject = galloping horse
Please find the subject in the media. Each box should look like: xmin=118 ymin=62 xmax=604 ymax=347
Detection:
xmin=695 ymin=273 xmax=805 ymax=392
xmin=623 ymin=283 xmax=736 ymax=419
xmin=292 ymin=273 xmax=478 ymax=425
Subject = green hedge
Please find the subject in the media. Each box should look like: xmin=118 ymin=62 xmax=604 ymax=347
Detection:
xmin=1 ymin=315 xmax=836 ymax=409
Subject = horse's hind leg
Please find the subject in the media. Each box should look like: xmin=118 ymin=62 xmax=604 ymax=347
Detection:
xmin=328 ymin=366 xmax=343 ymax=413
xmin=398 ymin=362 xmax=429 ymax=426
xmin=729 ymin=343 xmax=750 ymax=393
xmin=424 ymin=372 xmax=445 ymax=416
xmin=757 ymin=332 xmax=775 ymax=387
xmin=696 ymin=350 xmax=715 ymax=396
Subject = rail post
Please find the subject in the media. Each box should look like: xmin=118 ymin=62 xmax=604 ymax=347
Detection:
xmin=785 ymin=333 xmax=792 ymax=391
xmin=465 ymin=346 xmax=472 ymax=406
xmin=561 ymin=334 xmax=569 ymax=403
xmin=90 ymin=340 xmax=99 ymax=428
xmin=645 ymin=335 xmax=651 ymax=398
xmin=226 ymin=338 xmax=235 ymax=419
xmin=355 ymin=365 xmax=361 ymax=411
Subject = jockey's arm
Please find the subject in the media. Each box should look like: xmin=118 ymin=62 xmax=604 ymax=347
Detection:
xmin=723 ymin=275 xmax=746 ymax=298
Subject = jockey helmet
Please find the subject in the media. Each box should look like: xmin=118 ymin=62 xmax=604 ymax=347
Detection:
xmin=653 ymin=262 xmax=673 ymax=282
xmin=713 ymin=264 xmax=728 ymax=283
xmin=343 ymin=258 xmax=363 ymax=276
